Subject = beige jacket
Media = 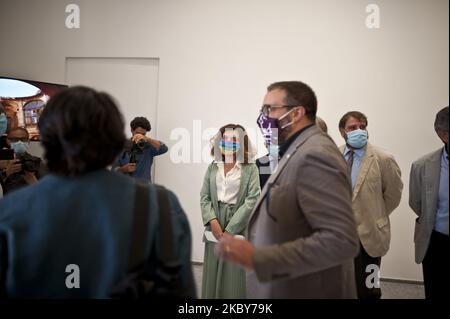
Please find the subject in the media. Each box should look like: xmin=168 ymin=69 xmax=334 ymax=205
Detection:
xmin=339 ymin=143 xmax=403 ymax=258
xmin=246 ymin=126 xmax=359 ymax=299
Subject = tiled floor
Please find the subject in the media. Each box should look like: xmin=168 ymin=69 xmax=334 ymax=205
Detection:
xmin=192 ymin=264 xmax=425 ymax=299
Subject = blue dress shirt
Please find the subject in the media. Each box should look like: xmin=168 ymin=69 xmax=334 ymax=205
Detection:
xmin=344 ymin=145 xmax=367 ymax=190
xmin=434 ymin=147 xmax=449 ymax=235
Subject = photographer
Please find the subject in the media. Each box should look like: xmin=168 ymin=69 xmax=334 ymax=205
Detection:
xmin=1 ymin=127 xmax=44 ymax=194
xmin=114 ymin=116 xmax=168 ymax=182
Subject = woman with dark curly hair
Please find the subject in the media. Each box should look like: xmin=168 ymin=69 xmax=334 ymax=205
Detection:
xmin=0 ymin=86 xmax=195 ymax=298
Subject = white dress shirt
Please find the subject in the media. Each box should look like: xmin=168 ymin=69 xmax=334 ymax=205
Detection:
xmin=216 ymin=162 xmax=242 ymax=204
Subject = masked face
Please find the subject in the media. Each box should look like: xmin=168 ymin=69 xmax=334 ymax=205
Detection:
xmin=257 ymin=107 xmax=298 ymax=147
xmin=341 ymin=117 xmax=368 ymax=149
xmin=258 ymin=88 xmax=304 ymax=146
xmin=220 ymin=139 xmax=241 ymax=155
xmin=346 ymin=129 xmax=368 ymax=149
xmin=0 ymin=113 xmax=7 ymax=135
xmin=11 ymin=140 xmax=29 ymax=155
xmin=257 ymin=113 xmax=279 ymax=147
xmin=218 ymin=130 xmax=241 ymax=162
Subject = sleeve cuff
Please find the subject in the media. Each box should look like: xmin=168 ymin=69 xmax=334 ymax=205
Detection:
xmin=203 ymin=215 xmax=216 ymax=227
xmin=252 ymin=247 xmax=274 ymax=282
xmin=252 ymin=246 xmax=290 ymax=283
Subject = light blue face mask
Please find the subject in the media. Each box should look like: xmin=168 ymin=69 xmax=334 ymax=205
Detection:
xmin=220 ymin=140 xmax=241 ymax=153
xmin=0 ymin=113 xmax=7 ymax=135
xmin=346 ymin=129 xmax=368 ymax=149
xmin=11 ymin=141 xmax=29 ymax=155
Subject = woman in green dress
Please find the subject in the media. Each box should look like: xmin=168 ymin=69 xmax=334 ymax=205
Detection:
xmin=200 ymin=124 xmax=261 ymax=299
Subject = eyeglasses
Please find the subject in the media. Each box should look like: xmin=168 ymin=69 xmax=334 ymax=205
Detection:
xmin=344 ymin=124 xmax=367 ymax=132
xmin=7 ymin=137 xmax=29 ymax=143
xmin=260 ymin=104 xmax=298 ymax=117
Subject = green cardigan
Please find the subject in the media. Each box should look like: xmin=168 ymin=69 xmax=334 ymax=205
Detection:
xmin=200 ymin=162 xmax=261 ymax=236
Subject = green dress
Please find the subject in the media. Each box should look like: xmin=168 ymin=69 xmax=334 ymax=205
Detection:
xmin=200 ymin=162 xmax=261 ymax=299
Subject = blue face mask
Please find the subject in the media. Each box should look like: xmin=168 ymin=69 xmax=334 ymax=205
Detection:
xmin=11 ymin=141 xmax=29 ymax=155
xmin=0 ymin=114 xmax=7 ymax=135
xmin=220 ymin=140 xmax=241 ymax=154
xmin=346 ymin=129 xmax=368 ymax=149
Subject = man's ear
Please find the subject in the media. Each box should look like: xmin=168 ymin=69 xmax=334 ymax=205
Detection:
xmin=339 ymin=128 xmax=346 ymax=139
xmin=294 ymin=106 xmax=306 ymax=121
xmin=437 ymin=130 xmax=449 ymax=144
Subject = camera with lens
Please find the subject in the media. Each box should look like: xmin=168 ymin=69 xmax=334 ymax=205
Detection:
xmin=136 ymin=140 xmax=148 ymax=150
xmin=17 ymin=153 xmax=41 ymax=173
xmin=129 ymin=139 xmax=148 ymax=164
xmin=3 ymin=152 xmax=41 ymax=192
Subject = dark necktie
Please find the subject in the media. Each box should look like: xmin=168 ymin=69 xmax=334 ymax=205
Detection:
xmin=347 ymin=149 xmax=354 ymax=171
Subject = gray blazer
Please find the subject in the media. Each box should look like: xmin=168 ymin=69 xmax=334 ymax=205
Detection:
xmin=246 ymin=126 xmax=359 ymax=299
xmin=409 ymin=148 xmax=442 ymax=264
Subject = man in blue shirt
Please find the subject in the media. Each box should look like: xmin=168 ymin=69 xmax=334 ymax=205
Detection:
xmin=409 ymin=106 xmax=449 ymax=300
xmin=115 ymin=117 xmax=168 ymax=182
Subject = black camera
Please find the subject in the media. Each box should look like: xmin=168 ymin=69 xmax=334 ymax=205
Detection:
xmin=129 ymin=140 xmax=148 ymax=164
xmin=17 ymin=153 xmax=41 ymax=173
xmin=0 ymin=148 xmax=14 ymax=160
xmin=136 ymin=140 xmax=148 ymax=150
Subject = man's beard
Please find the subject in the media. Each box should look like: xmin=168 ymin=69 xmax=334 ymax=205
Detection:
xmin=278 ymin=125 xmax=294 ymax=145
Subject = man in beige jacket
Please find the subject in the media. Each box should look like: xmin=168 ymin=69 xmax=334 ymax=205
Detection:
xmin=338 ymin=111 xmax=403 ymax=299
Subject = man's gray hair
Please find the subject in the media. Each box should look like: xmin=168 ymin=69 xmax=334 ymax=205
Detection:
xmin=434 ymin=106 xmax=449 ymax=133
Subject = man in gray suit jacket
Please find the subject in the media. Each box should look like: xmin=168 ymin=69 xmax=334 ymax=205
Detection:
xmin=216 ymin=81 xmax=359 ymax=298
xmin=409 ymin=106 xmax=449 ymax=300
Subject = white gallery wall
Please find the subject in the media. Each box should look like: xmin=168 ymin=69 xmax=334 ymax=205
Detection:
xmin=0 ymin=0 xmax=448 ymax=281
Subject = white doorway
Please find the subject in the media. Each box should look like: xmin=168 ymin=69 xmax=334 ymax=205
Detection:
xmin=65 ymin=57 xmax=160 ymax=181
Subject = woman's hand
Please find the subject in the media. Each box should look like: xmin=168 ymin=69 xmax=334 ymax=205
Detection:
xmin=209 ymin=219 xmax=223 ymax=240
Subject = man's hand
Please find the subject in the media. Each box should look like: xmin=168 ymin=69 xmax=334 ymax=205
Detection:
xmin=0 ymin=160 xmax=9 ymax=170
xmin=23 ymin=171 xmax=38 ymax=185
xmin=215 ymin=232 xmax=255 ymax=271
xmin=5 ymin=161 xmax=22 ymax=177
xmin=132 ymin=134 xmax=162 ymax=149
xmin=131 ymin=134 xmax=147 ymax=143
xmin=209 ymin=219 xmax=223 ymax=240
xmin=119 ymin=163 xmax=136 ymax=174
